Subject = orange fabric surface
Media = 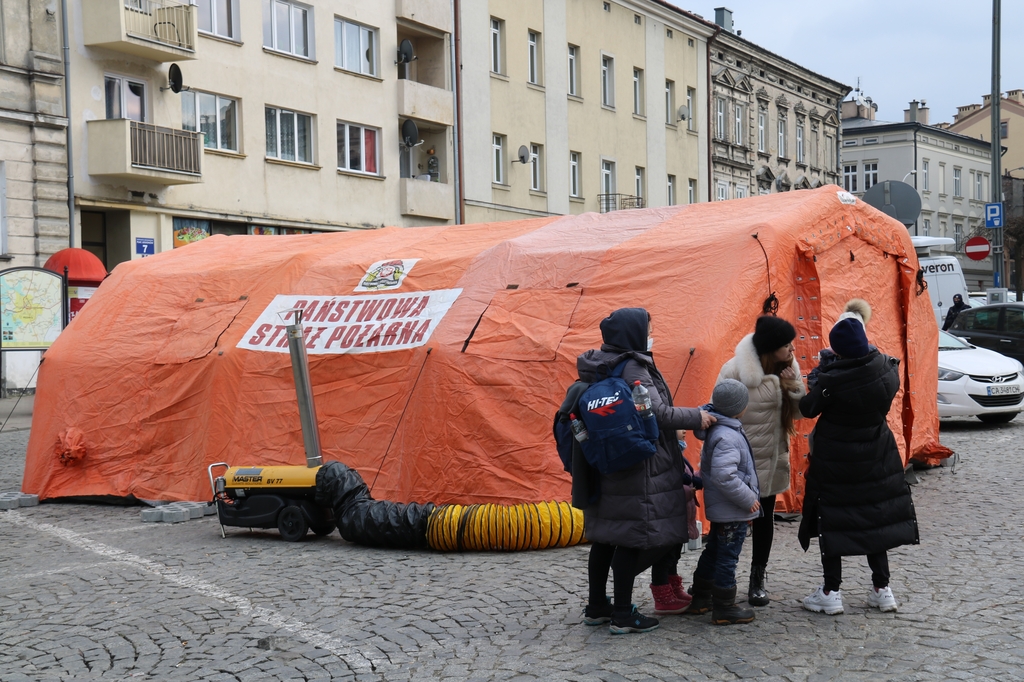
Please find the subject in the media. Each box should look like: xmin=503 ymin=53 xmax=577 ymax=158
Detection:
xmin=23 ymin=187 xmax=948 ymax=508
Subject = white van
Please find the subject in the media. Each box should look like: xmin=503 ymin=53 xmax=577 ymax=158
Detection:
xmin=911 ymin=236 xmax=969 ymax=327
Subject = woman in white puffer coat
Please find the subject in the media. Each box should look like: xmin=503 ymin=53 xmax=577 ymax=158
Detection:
xmin=716 ymin=315 xmax=805 ymax=607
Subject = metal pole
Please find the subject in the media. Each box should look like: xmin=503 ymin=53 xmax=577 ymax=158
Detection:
xmin=60 ymin=0 xmax=75 ymax=248
xmin=283 ymin=309 xmax=323 ymax=468
xmin=992 ymin=0 xmax=1003 ymax=287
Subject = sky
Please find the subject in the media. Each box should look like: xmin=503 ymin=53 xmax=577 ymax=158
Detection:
xmin=679 ymin=1 xmax=1024 ymax=125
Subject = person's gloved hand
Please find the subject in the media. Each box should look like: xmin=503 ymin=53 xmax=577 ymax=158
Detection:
xmin=690 ymin=473 xmax=703 ymax=491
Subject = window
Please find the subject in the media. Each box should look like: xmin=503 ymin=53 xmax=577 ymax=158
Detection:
xmin=527 ymin=31 xmax=540 ymax=85
xmin=1001 ymin=120 xmax=1009 ymax=139
xmin=634 ymin=14 xmax=641 ymax=24
xmin=975 ymin=171 xmax=983 ymax=200
xmin=733 ymin=104 xmax=743 ymax=146
xmin=492 ymin=134 xmax=505 ymax=184
xmin=265 ymin=106 xmax=313 ymax=163
xmin=716 ymin=182 xmax=728 ymax=201
xmin=687 ymin=178 xmax=695 ymax=204
xmin=736 ymin=185 xmax=747 ymax=199
xmin=603 ymin=1 xmax=610 ymax=10
xmin=666 ymin=28 xmax=672 ymax=38
xmin=796 ymin=121 xmax=805 ymax=163
xmin=825 ymin=134 xmax=834 ymax=169
xmin=567 ymin=45 xmax=578 ymax=96
xmin=601 ymin=56 xmax=614 ymax=107
xmin=337 ymin=121 xmax=379 ymax=175
xmin=632 ymin=68 xmax=644 ymax=115
xmin=335 ymin=18 xmax=377 ymax=76
xmin=667 ymin=175 xmax=676 ymax=205
xmin=715 ymin=99 xmax=725 ymax=140
xmin=665 ymin=80 xmax=674 ymax=125
xmin=1006 ymin=308 xmax=1024 ymax=333
xmin=955 ymin=223 xmax=964 ymax=251
xmin=923 ymin=218 xmax=931 ymax=236
xmin=601 ymin=160 xmax=615 ymax=194
xmin=490 ymin=18 xmax=503 ymax=74
xmin=530 ymin=144 xmax=543 ymax=191
xmin=182 ymin=91 xmax=237 ymax=152
xmin=686 ymin=88 xmax=695 ymax=131
xmin=263 ymin=0 xmax=313 ymax=59
xmin=757 ymin=111 xmax=765 ymax=152
xmin=811 ymin=131 xmax=818 ymax=166
xmin=569 ymin=151 xmax=580 ymax=197
xmin=104 ymin=75 xmax=146 ymax=121
xmin=922 ymin=160 xmax=929 ymax=190
xmin=953 ymin=167 xmax=962 ymax=197
xmin=634 ymin=166 xmax=644 ymax=199
xmin=198 ymin=0 xmax=237 ymax=40
xmin=777 ymin=118 xmax=787 ymax=158
xmin=843 ymin=163 xmax=858 ymax=192
xmin=939 ymin=162 xmax=946 ymax=194
xmin=864 ymin=162 xmax=878 ymax=191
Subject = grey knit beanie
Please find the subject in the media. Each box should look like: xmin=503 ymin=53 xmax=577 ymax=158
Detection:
xmin=712 ymin=379 xmax=749 ymax=417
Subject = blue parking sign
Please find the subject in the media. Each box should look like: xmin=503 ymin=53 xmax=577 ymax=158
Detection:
xmin=985 ymin=202 xmax=1003 ymax=228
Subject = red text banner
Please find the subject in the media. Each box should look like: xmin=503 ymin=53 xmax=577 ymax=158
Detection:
xmin=236 ymin=289 xmax=462 ymax=355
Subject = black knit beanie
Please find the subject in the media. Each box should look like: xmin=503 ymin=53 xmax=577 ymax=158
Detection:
xmin=752 ymin=315 xmax=797 ymax=356
xmin=829 ymin=318 xmax=870 ymax=358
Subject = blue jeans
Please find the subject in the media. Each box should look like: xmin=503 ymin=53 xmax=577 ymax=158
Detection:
xmin=694 ymin=521 xmax=749 ymax=589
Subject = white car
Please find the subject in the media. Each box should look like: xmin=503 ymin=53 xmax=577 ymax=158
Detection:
xmin=937 ymin=330 xmax=1024 ymax=423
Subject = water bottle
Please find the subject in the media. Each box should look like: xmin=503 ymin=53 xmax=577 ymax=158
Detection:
xmin=569 ymin=413 xmax=589 ymax=443
xmin=632 ymin=380 xmax=653 ymax=418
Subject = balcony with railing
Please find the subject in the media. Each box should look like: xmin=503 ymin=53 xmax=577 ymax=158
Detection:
xmin=87 ymin=119 xmax=202 ymax=185
xmin=396 ymin=0 xmax=452 ymax=34
xmin=598 ymin=194 xmax=645 ymax=213
xmin=83 ymin=0 xmax=197 ymax=62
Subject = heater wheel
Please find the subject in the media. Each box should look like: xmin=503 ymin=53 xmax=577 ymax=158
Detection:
xmin=277 ymin=505 xmax=308 ymax=542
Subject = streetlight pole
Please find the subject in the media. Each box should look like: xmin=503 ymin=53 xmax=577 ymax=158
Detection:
xmin=992 ymin=0 xmax=1004 ymax=287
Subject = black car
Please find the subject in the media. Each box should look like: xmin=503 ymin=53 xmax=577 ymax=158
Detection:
xmin=947 ymin=302 xmax=1024 ymax=364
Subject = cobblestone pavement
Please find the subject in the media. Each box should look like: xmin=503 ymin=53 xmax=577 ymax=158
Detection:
xmin=1 ymin=418 xmax=1023 ymax=682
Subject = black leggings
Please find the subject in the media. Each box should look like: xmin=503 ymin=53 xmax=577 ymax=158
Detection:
xmin=588 ymin=543 xmax=675 ymax=610
xmin=750 ymin=494 xmax=777 ymax=567
xmin=822 ymin=552 xmax=890 ymax=592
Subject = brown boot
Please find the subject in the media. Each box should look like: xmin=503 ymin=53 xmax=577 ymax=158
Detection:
xmin=711 ymin=585 xmax=755 ymax=625
xmin=686 ymin=574 xmax=714 ymax=615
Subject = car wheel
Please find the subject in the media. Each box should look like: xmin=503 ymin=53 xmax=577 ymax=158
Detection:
xmin=978 ymin=412 xmax=1019 ymax=424
xmin=277 ymin=505 xmax=308 ymax=542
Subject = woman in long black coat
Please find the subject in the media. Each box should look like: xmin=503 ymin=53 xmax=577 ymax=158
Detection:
xmin=797 ymin=318 xmax=919 ymax=615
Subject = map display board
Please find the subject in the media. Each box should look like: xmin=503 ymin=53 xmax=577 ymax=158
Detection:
xmin=0 ymin=268 xmax=65 ymax=350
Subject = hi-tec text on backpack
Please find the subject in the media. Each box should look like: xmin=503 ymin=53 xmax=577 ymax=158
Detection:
xmin=575 ymin=361 xmax=659 ymax=474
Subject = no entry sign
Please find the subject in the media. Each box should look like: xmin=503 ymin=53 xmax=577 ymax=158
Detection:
xmin=965 ymin=236 xmax=991 ymax=261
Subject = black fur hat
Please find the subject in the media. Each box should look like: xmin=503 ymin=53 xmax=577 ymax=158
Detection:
xmin=752 ymin=316 xmax=796 ymax=356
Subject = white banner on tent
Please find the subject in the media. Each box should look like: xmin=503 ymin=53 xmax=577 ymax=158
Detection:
xmin=237 ymin=289 xmax=462 ymax=355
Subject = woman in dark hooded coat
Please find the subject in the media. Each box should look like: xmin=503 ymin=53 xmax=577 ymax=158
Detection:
xmin=577 ymin=308 xmax=712 ymax=634
xmin=797 ymin=318 xmax=919 ymax=615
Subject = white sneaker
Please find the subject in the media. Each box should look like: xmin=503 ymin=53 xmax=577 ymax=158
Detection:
xmin=802 ymin=585 xmax=844 ymax=615
xmin=866 ymin=586 xmax=898 ymax=612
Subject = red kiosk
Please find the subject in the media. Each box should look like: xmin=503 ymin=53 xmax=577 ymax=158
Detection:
xmin=43 ymin=248 xmax=107 ymax=323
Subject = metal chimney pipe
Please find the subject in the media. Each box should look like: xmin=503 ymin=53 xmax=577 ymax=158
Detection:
xmin=283 ymin=308 xmax=323 ymax=468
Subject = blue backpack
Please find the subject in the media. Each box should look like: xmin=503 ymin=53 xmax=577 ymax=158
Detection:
xmin=577 ymin=361 xmax=659 ymax=474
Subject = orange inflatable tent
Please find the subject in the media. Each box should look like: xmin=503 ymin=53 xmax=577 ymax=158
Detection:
xmin=23 ymin=186 xmax=949 ymax=511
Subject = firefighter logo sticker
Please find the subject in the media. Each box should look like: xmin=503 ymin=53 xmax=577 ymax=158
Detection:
xmin=355 ymin=259 xmax=418 ymax=292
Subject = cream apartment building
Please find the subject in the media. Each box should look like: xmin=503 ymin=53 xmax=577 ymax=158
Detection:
xmin=707 ymin=8 xmax=849 ymax=202
xmin=459 ymin=0 xmax=715 ymax=223
xmin=67 ymin=0 xmax=456 ymax=268
xmin=949 ymin=89 xmax=1024 ymax=179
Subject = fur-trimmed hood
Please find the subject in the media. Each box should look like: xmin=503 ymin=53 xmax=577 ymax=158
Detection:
xmin=726 ymin=333 xmax=801 ymax=389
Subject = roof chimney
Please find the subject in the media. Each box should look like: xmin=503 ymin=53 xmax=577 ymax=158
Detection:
xmin=714 ymin=7 xmax=734 ymax=33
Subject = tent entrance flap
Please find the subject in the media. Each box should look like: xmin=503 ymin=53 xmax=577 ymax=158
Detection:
xmin=464 ymin=288 xmax=582 ymax=361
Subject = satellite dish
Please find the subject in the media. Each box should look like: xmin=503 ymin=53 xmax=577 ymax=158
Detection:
xmin=862 ymin=180 xmax=922 ymax=227
xmin=677 ymin=105 xmax=689 ymax=122
xmin=397 ymin=39 xmax=416 ymax=65
xmin=401 ymin=119 xmax=420 ymax=147
xmin=164 ymin=63 xmax=189 ymax=94
xmin=516 ymin=145 xmax=530 ymax=164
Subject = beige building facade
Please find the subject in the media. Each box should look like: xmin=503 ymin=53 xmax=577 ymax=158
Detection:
xmin=949 ymin=90 xmax=1024 ymax=178
xmin=67 ymin=0 xmax=456 ymax=269
xmin=707 ymin=8 xmax=849 ymax=202
xmin=459 ymin=0 xmax=715 ymax=224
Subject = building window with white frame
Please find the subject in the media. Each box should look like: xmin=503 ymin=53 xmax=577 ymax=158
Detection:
xmin=922 ymin=160 xmax=929 ymax=190
xmin=198 ymin=0 xmax=238 ymax=41
xmin=265 ymin=106 xmax=313 ymax=163
xmin=955 ymin=222 xmax=964 ymax=250
xmin=633 ymin=68 xmax=644 ymax=116
xmin=736 ymin=184 xmax=747 ymax=199
xmin=758 ymin=111 xmax=765 ymax=152
xmin=716 ymin=181 xmax=728 ymax=201
xmin=567 ymin=45 xmax=579 ymax=96
xmin=665 ymin=80 xmax=674 ymax=125
xmin=182 ymin=90 xmax=237 ymax=152
xmin=569 ymin=151 xmax=580 ymax=198
xmin=796 ymin=120 xmax=805 ymax=163
xmin=263 ymin=0 xmax=314 ymax=59
xmin=337 ymin=121 xmax=379 ymax=175
xmin=688 ymin=178 xmax=695 ymax=203
xmin=528 ymin=31 xmax=541 ymax=85
xmin=667 ymin=174 xmax=675 ymax=205
xmin=490 ymin=18 xmax=503 ymax=74
xmin=635 ymin=166 xmax=644 ymax=200
xmin=939 ymin=162 xmax=946 ymax=194
xmin=335 ymin=18 xmax=378 ymax=76
xmin=601 ymin=160 xmax=615 ymax=194
xmin=715 ymin=98 xmax=725 ymax=140
xmin=601 ymin=56 xmax=614 ymax=107
xmin=864 ymin=162 xmax=878 ymax=191
xmin=734 ymin=104 xmax=743 ymax=146
xmin=686 ymin=88 xmax=695 ymax=131
xmin=104 ymin=75 xmax=146 ymax=121
xmin=843 ymin=163 xmax=857 ymax=192
xmin=492 ymin=134 xmax=505 ymax=184
xmin=923 ymin=218 xmax=931 ymax=236
xmin=530 ymin=143 xmax=543 ymax=191
xmin=975 ymin=171 xmax=983 ymax=200
xmin=953 ymin=167 xmax=962 ymax=197
xmin=777 ymin=117 xmax=787 ymax=158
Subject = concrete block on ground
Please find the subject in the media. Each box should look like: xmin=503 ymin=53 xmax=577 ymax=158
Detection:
xmin=161 ymin=508 xmax=190 ymax=523
xmin=141 ymin=508 xmax=163 ymax=522
xmin=203 ymin=502 xmax=217 ymax=516
xmin=0 ymin=497 xmax=19 ymax=509
xmin=17 ymin=494 xmax=39 ymax=507
xmin=186 ymin=505 xmax=204 ymax=519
